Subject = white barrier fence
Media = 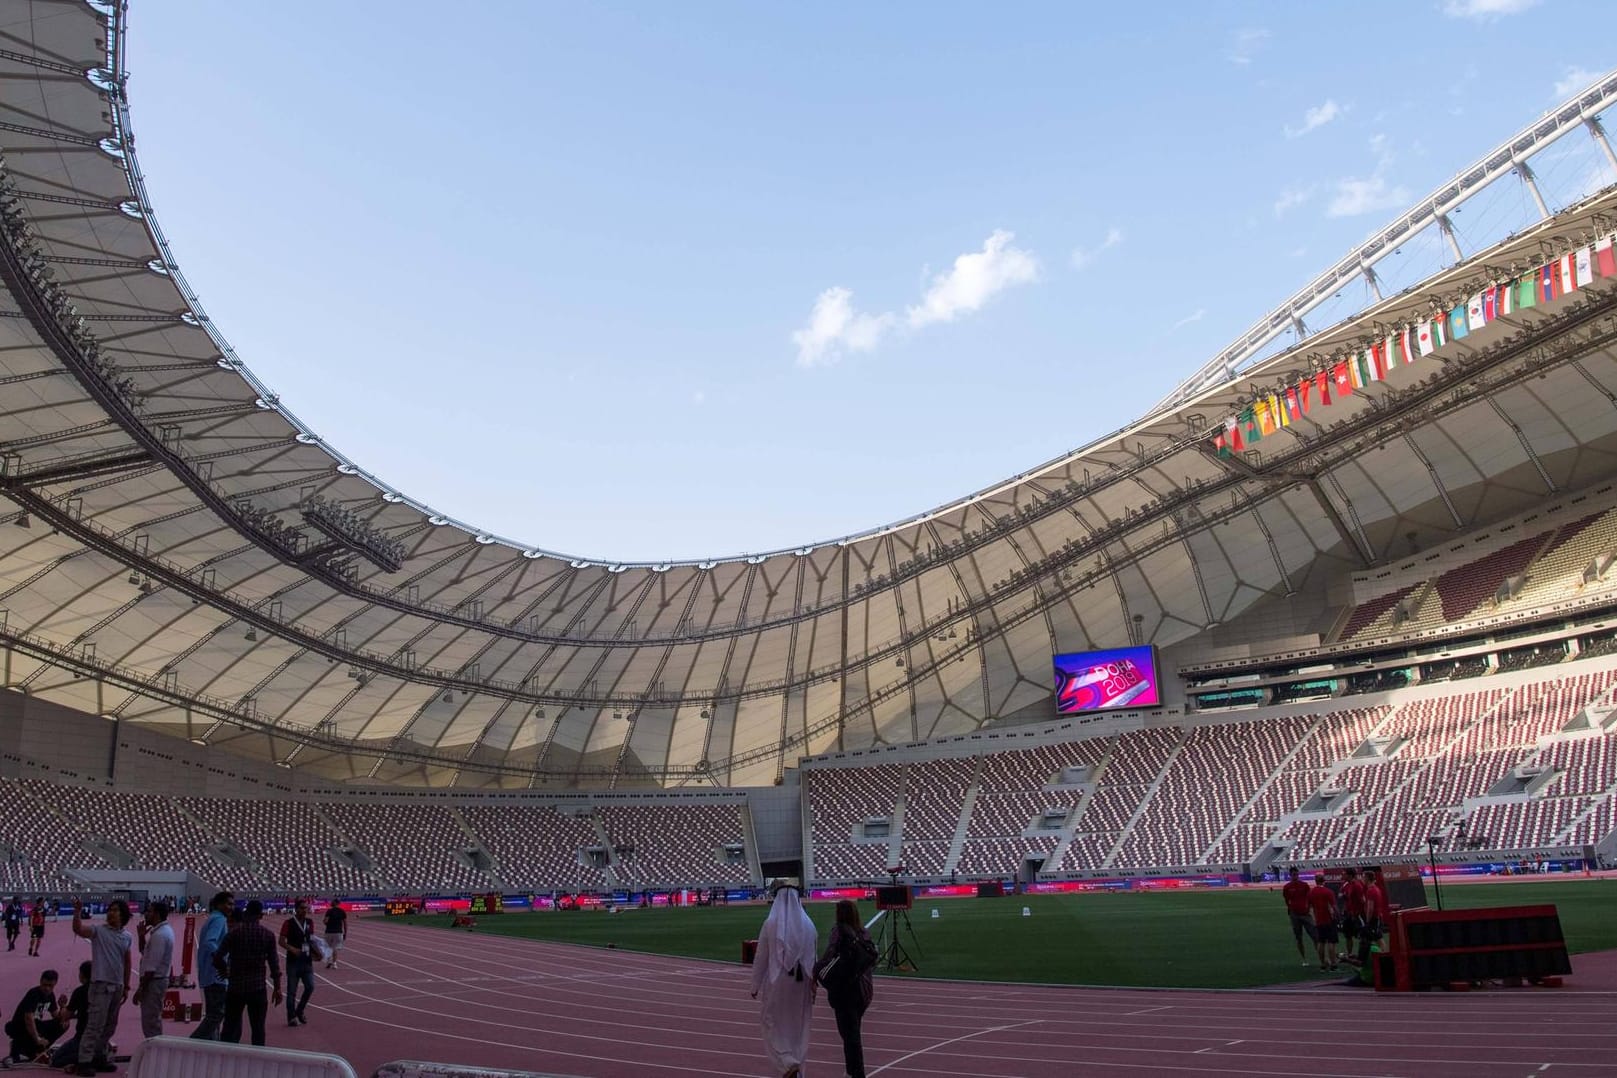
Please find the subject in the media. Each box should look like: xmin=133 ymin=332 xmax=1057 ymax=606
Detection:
xmin=126 ymin=1036 xmax=358 ymax=1078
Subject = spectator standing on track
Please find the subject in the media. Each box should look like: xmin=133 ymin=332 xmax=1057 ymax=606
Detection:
xmin=749 ymin=886 xmax=817 ymax=1078
xmin=26 ymin=900 xmax=44 ymax=957
xmin=215 ymin=900 xmax=282 ymax=1047
xmin=47 ymin=962 xmax=91 ymax=1068
xmin=277 ymin=898 xmax=317 ymax=1027
xmin=1338 ymin=867 xmax=1366 ymax=956
xmin=133 ymin=900 xmax=174 ymax=1039
xmin=1358 ymin=867 xmax=1389 ymax=967
xmin=1 ymin=901 xmax=19 ymax=952
xmin=1307 ymin=874 xmax=1339 ymax=971
xmin=1281 ymin=867 xmax=1314 ymax=966
xmin=813 ymin=899 xmax=877 ymax=1078
xmin=2 ymin=967 xmax=63 ymax=1066
xmin=321 ymin=900 xmax=347 ymax=970
xmin=70 ymin=898 xmax=131 ymax=1077
xmin=190 ymin=891 xmax=232 ymax=1041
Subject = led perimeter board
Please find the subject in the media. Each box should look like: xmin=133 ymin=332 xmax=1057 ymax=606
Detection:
xmin=1053 ymin=645 xmax=1161 ymax=714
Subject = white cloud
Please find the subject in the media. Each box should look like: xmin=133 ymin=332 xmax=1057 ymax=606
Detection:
xmin=1442 ymin=0 xmax=1538 ymax=18
xmin=1169 ymin=309 xmax=1206 ymax=332
xmin=1070 ymin=226 xmax=1123 ymax=270
xmin=1326 ymin=134 xmax=1410 ymax=218
xmin=1226 ymin=27 xmax=1270 ymax=65
xmin=791 ymin=287 xmax=895 ymax=367
xmin=906 ymin=230 xmax=1038 ymax=329
xmin=1285 ymin=99 xmax=1343 ymax=138
xmin=1554 ymin=66 xmax=1599 ymax=99
xmin=1272 ymin=185 xmax=1315 ymax=217
xmin=1328 ymin=175 xmax=1410 ymax=217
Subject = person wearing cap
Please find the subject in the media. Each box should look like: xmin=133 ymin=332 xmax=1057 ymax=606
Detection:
xmin=1280 ymin=867 xmax=1314 ymax=966
xmin=1307 ymin=874 xmax=1339 ymax=971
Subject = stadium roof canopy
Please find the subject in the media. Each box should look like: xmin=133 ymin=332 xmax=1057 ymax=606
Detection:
xmin=3 ymin=3 xmax=1617 ymax=788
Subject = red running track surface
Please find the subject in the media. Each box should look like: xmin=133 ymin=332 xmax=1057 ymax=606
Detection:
xmin=4 ymin=914 xmax=1615 ymax=1076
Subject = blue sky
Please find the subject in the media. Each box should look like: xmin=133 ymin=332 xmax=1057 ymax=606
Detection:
xmin=123 ymin=0 xmax=1613 ymax=561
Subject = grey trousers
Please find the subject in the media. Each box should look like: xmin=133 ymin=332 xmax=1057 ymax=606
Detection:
xmin=79 ymin=981 xmax=122 ymax=1065
xmin=139 ymin=975 xmax=168 ymax=1038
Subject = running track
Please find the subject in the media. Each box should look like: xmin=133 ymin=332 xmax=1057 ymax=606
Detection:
xmin=6 ymin=916 xmax=1614 ymax=1076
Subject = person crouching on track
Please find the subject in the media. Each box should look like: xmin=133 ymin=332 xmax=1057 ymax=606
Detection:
xmin=750 ymin=886 xmax=817 ymax=1078
xmin=814 ymin=899 xmax=877 ymax=1078
xmin=2 ymin=967 xmax=63 ymax=1067
xmin=1307 ymin=874 xmax=1339 ymax=971
xmin=1280 ymin=867 xmax=1314 ymax=966
xmin=70 ymin=898 xmax=131 ymax=1077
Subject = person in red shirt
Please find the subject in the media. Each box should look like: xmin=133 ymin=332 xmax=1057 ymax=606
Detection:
xmin=1307 ymin=874 xmax=1339 ymax=971
xmin=1338 ymin=867 xmax=1367 ymax=956
xmin=1280 ymin=866 xmax=1314 ymax=965
xmin=1357 ymin=867 xmax=1389 ymax=967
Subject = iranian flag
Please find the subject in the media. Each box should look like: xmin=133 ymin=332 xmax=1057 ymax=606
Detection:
xmin=1575 ymin=246 xmax=1594 ymax=287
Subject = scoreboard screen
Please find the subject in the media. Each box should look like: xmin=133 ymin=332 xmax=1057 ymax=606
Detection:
xmin=467 ymin=893 xmax=504 ymax=915
xmin=383 ymin=899 xmax=416 ymax=917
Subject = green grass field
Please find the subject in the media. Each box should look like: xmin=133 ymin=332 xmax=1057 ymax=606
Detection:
xmin=395 ymin=878 xmax=1617 ymax=989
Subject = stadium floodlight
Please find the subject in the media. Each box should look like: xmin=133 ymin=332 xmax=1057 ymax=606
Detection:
xmin=14 ymin=511 xmax=30 ymax=528
xmin=127 ymin=570 xmax=140 ymax=585
xmin=244 ymin=627 xmax=257 ymax=642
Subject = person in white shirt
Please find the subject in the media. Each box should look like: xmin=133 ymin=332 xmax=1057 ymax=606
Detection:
xmin=133 ymin=900 xmax=175 ymax=1039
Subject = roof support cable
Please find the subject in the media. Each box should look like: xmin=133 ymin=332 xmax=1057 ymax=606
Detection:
xmin=1488 ymin=398 xmax=1557 ymax=493
xmin=1401 ymin=433 xmax=1464 ymax=528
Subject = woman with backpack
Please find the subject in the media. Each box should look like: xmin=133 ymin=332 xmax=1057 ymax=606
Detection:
xmin=813 ymin=899 xmax=876 ymax=1078
xmin=750 ymin=886 xmax=818 ymax=1078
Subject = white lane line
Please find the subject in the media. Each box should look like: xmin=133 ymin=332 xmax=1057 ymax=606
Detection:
xmin=868 ymin=1019 xmax=1042 ymax=1076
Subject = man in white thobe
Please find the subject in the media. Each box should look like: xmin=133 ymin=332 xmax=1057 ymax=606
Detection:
xmin=750 ymin=887 xmax=818 ymax=1078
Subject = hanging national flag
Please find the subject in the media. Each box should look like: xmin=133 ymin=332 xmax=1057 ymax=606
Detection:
xmin=1467 ymin=292 xmax=1486 ymax=331
xmin=1269 ymin=393 xmax=1289 ymax=429
xmin=1576 ymin=246 xmax=1594 ymax=288
xmin=1417 ymin=320 xmax=1436 ymax=356
xmin=1597 ymin=235 xmax=1617 ymax=277
xmin=1257 ymin=398 xmax=1276 ymax=436
xmin=1559 ymin=253 xmax=1578 ymax=295
xmin=1285 ymin=385 xmax=1302 ymax=422
xmin=1515 ymin=273 xmax=1538 ymax=310
xmin=1240 ymin=406 xmax=1260 ymax=444
xmin=1333 ymin=361 xmax=1353 ymax=397
xmin=1497 ymin=282 xmax=1515 ymax=317
xmin=1540 ymin=263 xmax=1558 ymax=303
xmin=1398 ymin=325 xmax=1417 ymax=364
xmin=1482 ymin=285 xmax=1499 ymax=322
xmin=1225 ymin=416 xmax=1244 ymax=453
xmin=1298 ymin=375 xmax=1314 ymax=413
xmin=1448 ymin=304 xmax=1469 ymax=340
xmin=1315 ymin=368 xmax=1332 ymax=407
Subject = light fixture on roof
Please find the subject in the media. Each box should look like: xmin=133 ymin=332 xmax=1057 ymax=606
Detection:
xmin=244 ymin=628 xmax=257 ymax=642
xmin=13 ymin=512 xmax=28 ymax=529
xmin=442 ymin=691 xmax=453 ymax=703
xmin=127 ymin=571 xmax=140 ymax=586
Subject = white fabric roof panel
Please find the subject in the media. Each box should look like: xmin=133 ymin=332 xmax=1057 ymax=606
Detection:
xmin=4 ymin=5 xmax=1617 ymax=785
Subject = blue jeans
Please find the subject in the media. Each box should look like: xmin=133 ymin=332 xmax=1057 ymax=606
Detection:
xmin=191 ymin=983 xmax=227 ymax=1040
xmin=286 ymin=958 xmax=314 ymax=1021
